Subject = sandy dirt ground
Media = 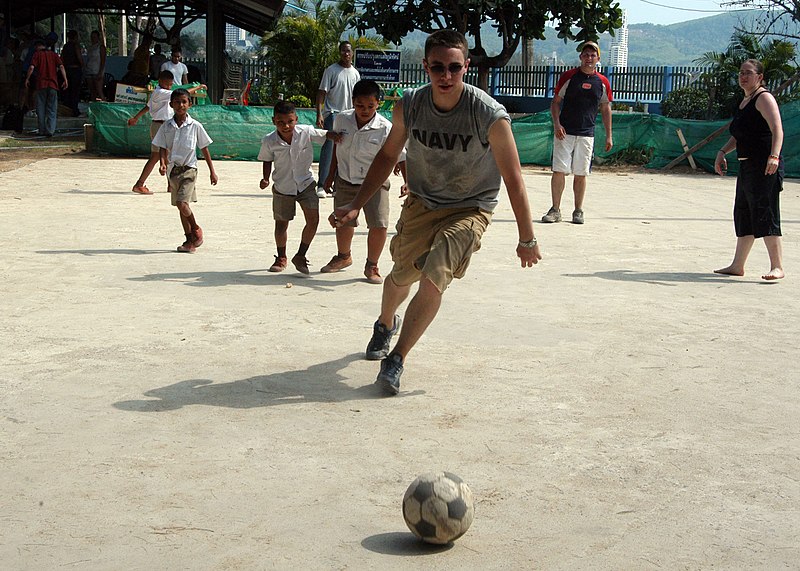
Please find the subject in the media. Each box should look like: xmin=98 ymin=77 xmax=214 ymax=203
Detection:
xmin=1 ymin=155 xmax=799 ymax=570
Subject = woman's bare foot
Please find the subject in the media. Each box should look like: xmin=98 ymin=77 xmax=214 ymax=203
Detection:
xmin=762 ymin=268 xmax=785 ymax=281
xmin=714 ymin=265 xmax=744 ymax=276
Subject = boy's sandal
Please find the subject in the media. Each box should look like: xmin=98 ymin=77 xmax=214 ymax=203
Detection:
xmin=132 ymin=185 xmax=152 ymax=194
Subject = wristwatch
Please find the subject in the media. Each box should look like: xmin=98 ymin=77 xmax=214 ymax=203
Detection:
xmin=518 ymin=238 xmax=537 ymax=248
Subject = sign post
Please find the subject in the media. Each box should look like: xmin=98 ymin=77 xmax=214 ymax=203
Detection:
xmin=355 ymin=49 xmax=402 ymax=83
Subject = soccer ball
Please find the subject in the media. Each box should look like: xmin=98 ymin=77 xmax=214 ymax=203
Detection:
xmin=402 ymin=471 xmax=474 ymax=544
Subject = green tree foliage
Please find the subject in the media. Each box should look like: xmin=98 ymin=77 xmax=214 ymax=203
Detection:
xmin=261 ymin=0 xmax=387 ymax=104
xmin=344 ymin=0 xmax=623 ymax=91
xmin=661 ymin=87 xmax=722 ymax=119
xmin=693 ymin=31 xmax=798 ymax=118
xmin=724 ymin=0 xmax=800 ymax=42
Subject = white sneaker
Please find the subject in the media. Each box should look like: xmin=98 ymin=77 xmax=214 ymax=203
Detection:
xmin=316 ymin=187 xmax=328 ymax=198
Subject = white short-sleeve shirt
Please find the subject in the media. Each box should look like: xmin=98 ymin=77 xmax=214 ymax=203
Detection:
xmin=258 ymin=124 xmax=328 ymax=195
xmin=152 ymin=114 xmax=213 ymax=168
xmin=332 ymin=110 xmax=405 ymax=185
xmin=318 ymin=63 xmax=361 ymax=118
xmin=160 ymin=60 xmax=188 ymax=85
xmin=148 ymin=87 xmax=174 ymax=121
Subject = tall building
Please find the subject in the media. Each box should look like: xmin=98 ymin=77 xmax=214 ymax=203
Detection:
xmin=225 ymin=24 xmax=246 ymax=47
xmin=608 ymin=9 xmax=629 ymax=68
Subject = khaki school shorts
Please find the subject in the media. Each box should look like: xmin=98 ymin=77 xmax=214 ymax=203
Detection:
xmin=150 ymin=120 xmax=164 ymax=153
xmin=168 ymin=165 xmax=197 ymax=205
xmin=552 ymin=134 xmax=594 ymax=176
xmin=332 ymin=175 xmax=390 ymax=228
xmin=388 ymin=194 xmax=492 ymax=293
xmin=272 ymin=182 xmax=318 ymax=221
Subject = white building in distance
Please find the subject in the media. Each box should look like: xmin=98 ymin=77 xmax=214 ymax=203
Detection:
xmin=225 ymin=24 xmax=246 ymax=47
xmin=608 ymin=9 xmax=629 ymax=68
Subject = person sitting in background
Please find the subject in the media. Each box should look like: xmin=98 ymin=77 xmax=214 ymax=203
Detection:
xmin=149 ymin=43 xmax=166 ymax=80
xmin=124 ymin=34 xmax=152 ymax=87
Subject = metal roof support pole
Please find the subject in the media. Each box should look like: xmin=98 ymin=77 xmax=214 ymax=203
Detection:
xmin=206 ymin=0 xmax=224 ymax=104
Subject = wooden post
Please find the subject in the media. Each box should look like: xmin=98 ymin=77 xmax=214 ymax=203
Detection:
xmin=662 ymin=123 xmax=729 ymax=170
xmin=675 ymin=129 xmax=697 ymax=169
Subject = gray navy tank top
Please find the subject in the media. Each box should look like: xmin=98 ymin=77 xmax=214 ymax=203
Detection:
xmin=402 ymin=83 xmax=510 ymax=212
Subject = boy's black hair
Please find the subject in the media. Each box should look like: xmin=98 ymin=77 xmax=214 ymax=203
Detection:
xmin=352 ymin=79 xmax=382 ymax=101
xmin=170 ymin=88 xmax=191 ymax=102
xmin=158 ymin=70 xmax=175 ymax=82
xmin=274 ymin=100 xmax=296 ymax=115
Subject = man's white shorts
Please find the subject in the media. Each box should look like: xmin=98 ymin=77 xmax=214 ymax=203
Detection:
xmin=552 ymin=134 xmax=595 ymax=176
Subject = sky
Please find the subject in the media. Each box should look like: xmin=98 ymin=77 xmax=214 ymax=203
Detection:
xmin=618 ymin=0 xmax=738 ymax=25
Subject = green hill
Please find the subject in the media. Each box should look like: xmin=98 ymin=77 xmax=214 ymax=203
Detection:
xmin=394 ymin=10 xmax=799 ymax=67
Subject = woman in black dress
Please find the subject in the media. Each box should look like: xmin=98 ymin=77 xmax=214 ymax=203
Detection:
xmin=714 ymin=59 xmax=784 ymax=281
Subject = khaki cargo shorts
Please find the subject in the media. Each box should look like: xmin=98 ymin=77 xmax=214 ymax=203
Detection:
xmin=272 ymin=182 xmax=318 ymax=221
xmin=332 ymin=175 xmax=390 ymax=228
xmin=388 ymin=194 xmax=492 ymax=293
xmin=168 ymin=165 xmax=197 ymax=205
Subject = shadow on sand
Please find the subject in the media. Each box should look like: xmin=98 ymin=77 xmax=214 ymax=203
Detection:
xmin=114 ymin=353 xmax=424 ymax=412
xmin=563 ymin=269 xmax=767 ymax=286
xmin=128 ymin=267 xmax=366 ymax=289
xmin=38 ymin=248 xmax=175 ymax=256
xmin=361 ymin=532 xmax=453 ymax=556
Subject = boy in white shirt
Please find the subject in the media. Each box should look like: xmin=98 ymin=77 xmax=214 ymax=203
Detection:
xmin=127 ymin=70 xmax=205 ymax=194
xmin=258 ymin=100 xmax=342 ymax=274
xmin=153 ymin=88 xmax=218 ymax=253
xmin=321 ymin=80 xmax=406 ymax=284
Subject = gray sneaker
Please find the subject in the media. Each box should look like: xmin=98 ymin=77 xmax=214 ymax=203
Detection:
xmin=376 ymin=352 xmax=404 ymax=395
xmin=541 ymin=207 xmax=562 ymax=223
xmin=366 ymin=315 xmax=401 ymax=360
xmin=572 ymin=209 xmax=585 ymax=224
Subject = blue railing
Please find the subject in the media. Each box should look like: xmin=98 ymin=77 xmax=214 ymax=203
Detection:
xmin=188 ymin=57 xmax=713 ymax=106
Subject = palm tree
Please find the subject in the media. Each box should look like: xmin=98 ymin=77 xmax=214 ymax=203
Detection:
xmin=261 ymin=0 xmax=388 ymax=104
xmin=695 ymin=31 xmax=798 ymax=118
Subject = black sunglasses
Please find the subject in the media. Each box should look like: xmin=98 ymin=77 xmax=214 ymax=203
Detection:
xmin=428 ymin=63 xmax=465 ymax=75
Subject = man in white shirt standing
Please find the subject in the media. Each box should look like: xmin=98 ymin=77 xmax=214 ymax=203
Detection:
xmin=315 ymin=41 xmax=360 ymax=198
xmin=160 ymin=49 xmax=189 ymax=85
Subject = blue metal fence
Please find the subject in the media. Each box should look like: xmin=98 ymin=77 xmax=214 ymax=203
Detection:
xmin=210 ymin=58 xmax=712 ymax=105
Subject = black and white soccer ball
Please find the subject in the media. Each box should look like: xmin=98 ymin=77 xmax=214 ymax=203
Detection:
xmin=402 ymin=471 xmax=474 ymax=544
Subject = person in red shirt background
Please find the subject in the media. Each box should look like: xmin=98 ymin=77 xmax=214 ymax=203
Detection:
xmin=24 ymin=32 xmax=68 ymax=137
xmin=542 ymin=41 xmax=613 ymax=225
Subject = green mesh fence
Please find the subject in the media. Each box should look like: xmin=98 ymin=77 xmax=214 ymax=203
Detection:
xmin=89 ymin=100 xmax=799 ymax=178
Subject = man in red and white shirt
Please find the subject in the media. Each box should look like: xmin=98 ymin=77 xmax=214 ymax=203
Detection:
xmin=542 ymin=41 xmax=613 ymax=225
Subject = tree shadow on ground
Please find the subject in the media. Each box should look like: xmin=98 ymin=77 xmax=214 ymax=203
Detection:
xmin=564 ymin=269 xmax=767 ymax=286
xmin=113 ymin=353 xmax=424 ymax=412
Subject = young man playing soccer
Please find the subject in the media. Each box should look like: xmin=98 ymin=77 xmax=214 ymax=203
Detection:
xmin=258 ymin=100 xmax=342 ymax=274
xmin=541 ymin=41 xmax=613 ymax=225
xmin=321 ymin=79 xmax=407 ymax=284
xmin=331 ymin=30 xmax=542 ymax=395
xmin=153 ymin=88 xmax=218 ymax=253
